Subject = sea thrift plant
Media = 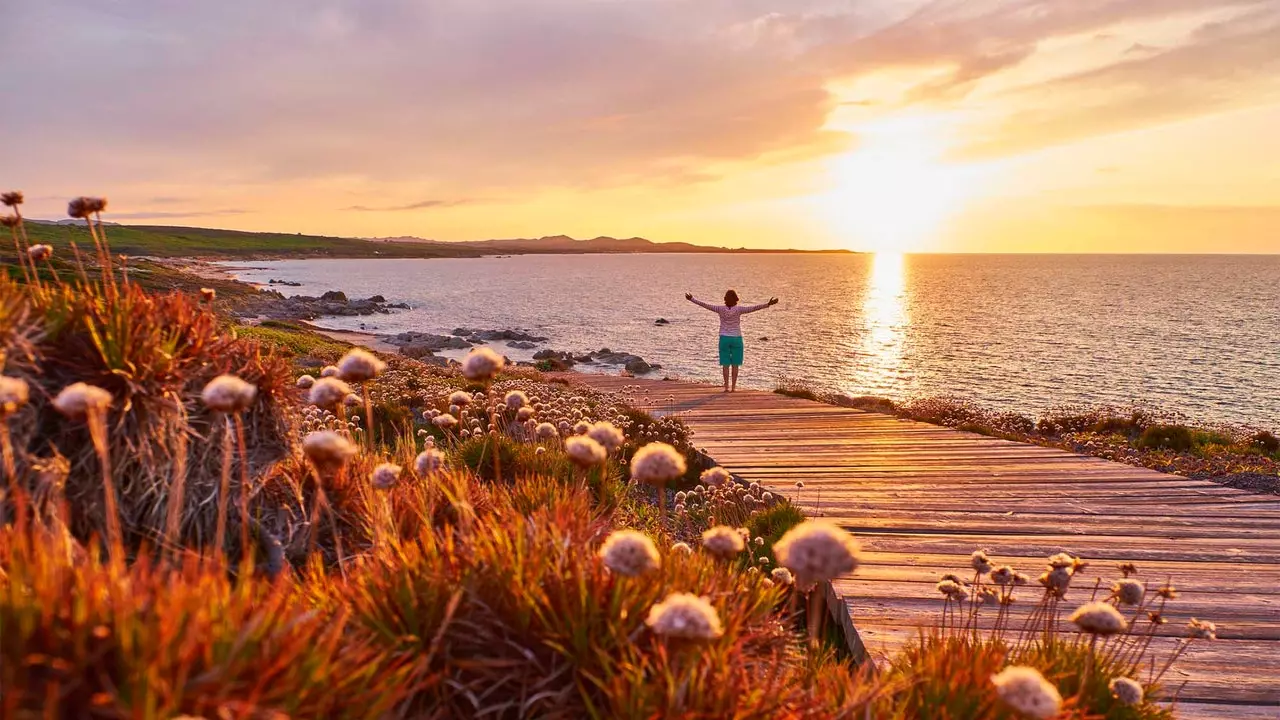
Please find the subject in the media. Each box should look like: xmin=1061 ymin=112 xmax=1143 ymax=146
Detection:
xmin=773 ymin=521 xmax=861 ymax=590
xmin=699 ymin=466 xmax=731 ymax=486
xmin=0 ymin=376 xmax=28 ymax=482
xmin=52 ymin=382 xmax=112 ymax=419
xmin=302 ymin=430 xmax=356 ymax=474
xmin=201 ymin=374 xmax=257 ymax=413
xmin=415 ymin=448 xmax=445 ymax=477
xmin=52 ymin=383 xmax=123 ymax=560
xmin=1112 ymin=578 xmax=1144 ymax=606
xmin=309 ymin=377 xmax=354 ymax=410
xmin=462 ymin=347 xmax=504 ymax=381
xmin=630 ymin=441 xmax=687 ymax=518
xmin=0 ymin=376 xmax=29 ymax=417
xmin=631 ymin=442 xmax=687 ymax=484
xmin=371 ymin=462 xmax=402 ymax=490
xmin=1110 ymin=677 xmax=1143 ymax=705
xmin=645 ymin=592 xmax=724 ymax=640
xmin=586 ymin=421 xmax=624 ymax=452
xmin=337 ymin=348 xmax=386 ymax=383
xmin=598 ymin=529 xmax=660 ymax=576
xmin=565 ymin=435 xmax=607 ymax=468
xmin=1068 ymin=601 xmax=1127 ymax=636
xmin=503 ymin=390 xmax=528 ymax=410
xmin=990 ymin=666 xmax=1062 ymax=719
xmin=701 ymin=525 xmax=746 ymax=560
xmin=201 ymin=374 xmax=258 ymax=554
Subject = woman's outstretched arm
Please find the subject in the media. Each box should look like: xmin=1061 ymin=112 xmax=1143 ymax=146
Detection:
xmin=740 ymin=297 xmax=779 ymax=314
xmin=685 ymin=293 xmax=719 ymax=311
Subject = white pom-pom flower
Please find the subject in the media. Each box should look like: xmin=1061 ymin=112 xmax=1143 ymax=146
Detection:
xmin=599 ymin=530 xmax=660 ymax=576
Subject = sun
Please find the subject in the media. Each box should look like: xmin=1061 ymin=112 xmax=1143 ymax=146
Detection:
xmin=819 ymin=114 xmax=994 ymax=253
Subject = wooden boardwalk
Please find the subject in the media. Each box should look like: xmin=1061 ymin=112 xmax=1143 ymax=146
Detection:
xmin=566 ymin=375 xmax=1280 ymax=719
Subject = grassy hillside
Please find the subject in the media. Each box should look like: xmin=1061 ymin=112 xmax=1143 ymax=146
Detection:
xmin=23 ymin=222 xmax=481 ymax=259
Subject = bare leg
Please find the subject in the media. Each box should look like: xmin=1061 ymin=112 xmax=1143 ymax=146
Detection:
xmin=721 ymin=365 xmax=730 ymax=391
xmin=731 ymin=365 xmax=739 ymax=392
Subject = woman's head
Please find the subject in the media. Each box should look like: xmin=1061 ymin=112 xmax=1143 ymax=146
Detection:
xmin=724 ymin=289 xmax=739 ymax=307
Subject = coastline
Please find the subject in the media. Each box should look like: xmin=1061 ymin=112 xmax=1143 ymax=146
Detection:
xmin=164 ymin=258 xmax=1280 ymax=496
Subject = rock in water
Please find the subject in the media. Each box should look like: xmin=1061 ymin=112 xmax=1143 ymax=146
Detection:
xmin=655 ymin=318 xmax=669 ymax=325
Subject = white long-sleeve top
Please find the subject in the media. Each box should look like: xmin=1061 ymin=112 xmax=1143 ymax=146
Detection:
xmin=688 ymin=297 xmax=771 ymax=336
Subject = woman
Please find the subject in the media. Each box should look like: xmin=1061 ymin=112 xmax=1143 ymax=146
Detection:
xmin=685 ymin=289 xmax=778 ymax=392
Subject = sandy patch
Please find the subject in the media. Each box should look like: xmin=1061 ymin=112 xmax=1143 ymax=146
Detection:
xmin=313 ymin=329 xmax=401 ymax=353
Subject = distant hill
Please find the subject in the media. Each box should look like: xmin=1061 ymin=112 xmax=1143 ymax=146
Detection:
xmin=20 ymin=222 xmax=851 ymax=259
xmin=27 ymin=218 xmax=122 ymax=227
xmin=372 ymin=233 xmax=852 ymax=255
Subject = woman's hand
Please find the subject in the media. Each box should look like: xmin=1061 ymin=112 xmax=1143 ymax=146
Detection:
xmin=768 ymin=297 xmax=779 ymax=306
xmin=685 ymin=292 xmax=693 ymax=300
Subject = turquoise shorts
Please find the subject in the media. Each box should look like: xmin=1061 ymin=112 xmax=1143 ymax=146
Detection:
xmin=718 ymin=335 xmax=744 ymax=366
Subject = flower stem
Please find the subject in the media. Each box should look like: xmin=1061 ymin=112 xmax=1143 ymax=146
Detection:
xmin=86 ymin=409 xmax=123 ymax=571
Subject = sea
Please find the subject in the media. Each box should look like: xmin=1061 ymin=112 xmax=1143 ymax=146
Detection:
xmin=223 ymin=253 xmax=1280 ymax=429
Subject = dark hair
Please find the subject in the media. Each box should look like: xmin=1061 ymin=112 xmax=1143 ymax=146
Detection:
xmin=724 ymin=289 xmax=738 ymax=307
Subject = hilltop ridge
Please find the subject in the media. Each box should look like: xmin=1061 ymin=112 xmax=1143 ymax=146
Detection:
xmin=369 ymin=233 xmax=853 ymax=254
xmin=22 ymin=222 xmax=852 ymax=259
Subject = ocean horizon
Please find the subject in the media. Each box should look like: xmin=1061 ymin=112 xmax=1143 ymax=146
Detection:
xmin=224 ymin=252 xmax=1280 ymax=429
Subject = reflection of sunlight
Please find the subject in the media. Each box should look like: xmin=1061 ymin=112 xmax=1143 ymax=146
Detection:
xmin=821 ymin=115 xmax=994 ymax=253
xmin=854 ymin=252 xmax=909 ymax=393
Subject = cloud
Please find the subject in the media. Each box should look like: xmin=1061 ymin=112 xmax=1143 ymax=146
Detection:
xmin=1125 ymin=42 xmax=1161 ymax=55
xmin=950 ymin=4 xmax=1280 ymax=159
xmin=810 ymin=0 xmax=1252 ymax=97
xmin=1 ymin=0 xmax=851 ymax=194
xmin=344 ymin=199 xmax=474 ymax=212
xmin=2 ymin=0 xmax=1276 ymax=205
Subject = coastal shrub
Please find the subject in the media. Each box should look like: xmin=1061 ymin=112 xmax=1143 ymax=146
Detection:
xmin=1 ymin=272 xmax=295 ymax=553
xmin=1249 ymin=430 xmax=1279 ymax=453
xmin=0 ymin=526 xmax=415 ymax=718
xmin=1190 ymin=429 xmax=1234 ymax=448
xmin=836 ymin=394 xmax=898 ymax=414
xmin=368 ymin=396 xmax=414 ymax=443
xmin=899 ymin=396 xmax=991 ymax=429
xmin=1036 ymin=406 xmax=1161 ymax=437
xmin=876 ymin=551 xmax=1196 ymax=719
xmin=994 ymin=411 xmax=1036 ymax=435
xmin=1137 ymin=424 xmax=1194 ymax=452
xmin=774 ymin=377 xmax=822 ymax=402
xmin=744 ymin=501 xmax=805 ymax=565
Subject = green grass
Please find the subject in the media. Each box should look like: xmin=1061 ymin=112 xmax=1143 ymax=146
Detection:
xmin=234 ymin=320 xmax=351 ymax=359
xmin=21 ymin=222 xmax=483 ymax=259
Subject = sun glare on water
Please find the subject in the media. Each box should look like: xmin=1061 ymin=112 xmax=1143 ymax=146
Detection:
xmin=821 ymin=115 xmax=994 ymax=253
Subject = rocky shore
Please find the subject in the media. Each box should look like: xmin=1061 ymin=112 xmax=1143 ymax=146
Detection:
xmin=379 ymin=328 xmax=661 ymax=376
xmin=237 ymin=289 xmax=410 ymax=321
xmin=202 ymin=265 xmax=666 ymax=375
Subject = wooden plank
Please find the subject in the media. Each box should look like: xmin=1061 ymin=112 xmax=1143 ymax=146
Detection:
xmin=564 ymin=375 xmax=1280 ymax=712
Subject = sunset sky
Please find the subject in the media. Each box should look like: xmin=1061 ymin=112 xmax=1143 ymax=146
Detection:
xmin=4 ymin=0 xmax=1279 ymax=252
